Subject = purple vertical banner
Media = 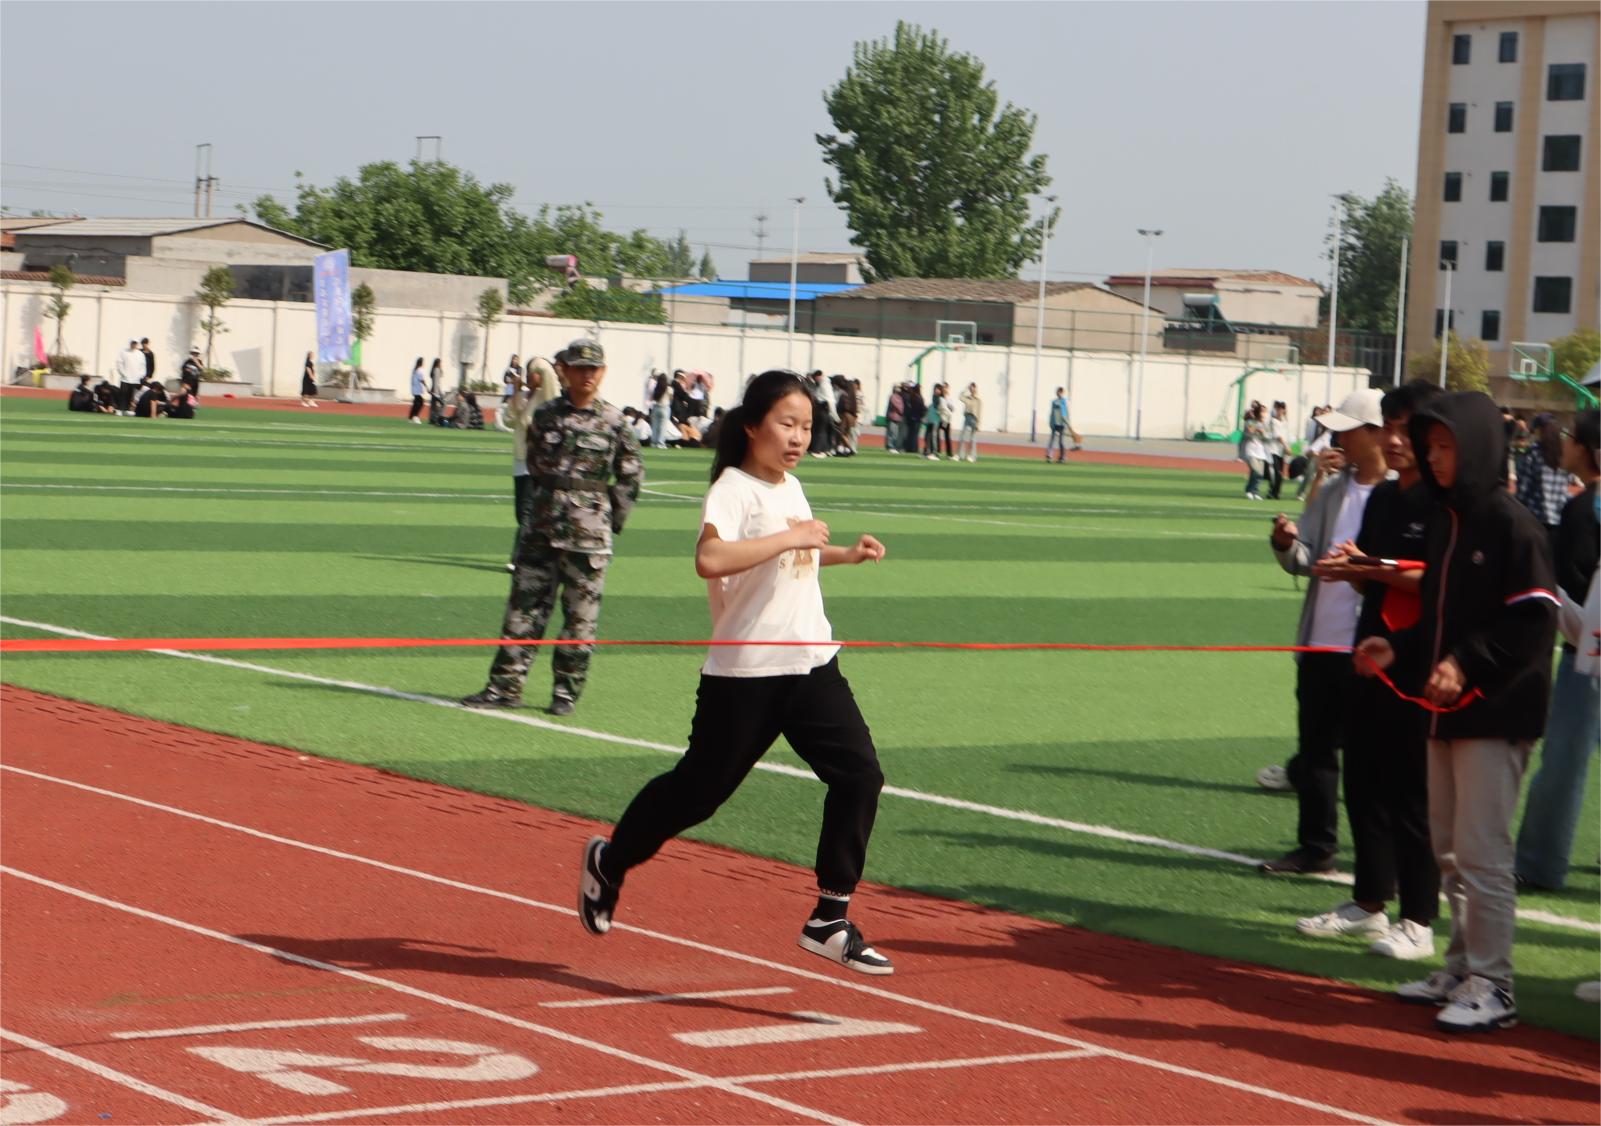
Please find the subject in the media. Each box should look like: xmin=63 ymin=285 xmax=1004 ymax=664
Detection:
xmin=314 ymin=249 xmax=352 ymax=364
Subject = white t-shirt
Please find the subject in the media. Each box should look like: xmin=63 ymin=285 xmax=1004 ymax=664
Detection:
xmin=700 ymin=468 xmax=838 ymax=677
xmin=1306 ymin=479 xmax=1376 ymax=649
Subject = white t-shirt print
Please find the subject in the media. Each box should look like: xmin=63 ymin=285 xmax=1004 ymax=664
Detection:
xmin=700 ymin=467 xmax=839 ymax=678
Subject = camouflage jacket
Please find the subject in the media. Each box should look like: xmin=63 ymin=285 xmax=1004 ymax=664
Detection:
xmin=525 ymin=394 xmax=644 ymax=554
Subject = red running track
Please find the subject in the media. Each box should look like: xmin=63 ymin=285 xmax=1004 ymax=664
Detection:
xmin=1 ymin=685 xmax=1595 ymax=1125
xmin=0 ymin=385 xmax=1240 ymax=473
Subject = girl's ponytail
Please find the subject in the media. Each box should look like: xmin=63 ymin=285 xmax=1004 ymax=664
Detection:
xmin=708 ymin=369 xmax=812 ymax=483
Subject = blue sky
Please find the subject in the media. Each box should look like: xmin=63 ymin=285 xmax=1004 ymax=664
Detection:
xmin=0 ymin=1 xmax=1426 ymax=283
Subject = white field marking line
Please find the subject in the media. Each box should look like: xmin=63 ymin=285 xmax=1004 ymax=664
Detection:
xmin=2 ymin=428 xmax=507 ymax=456
xmin=0 ymin=867 xmax=857 ymax=1126
xmin=0 ymin=800 xmax=1396 ymax=1126
xmin=2 ymin=481 xmax=702 ymax=502
xmin=111 ymin=1013 xmax=409 ymax=1041
xmin=0 ymin=776 xmax=1393 ymax=1126
xmin=540 ymin=986 xmax=793 ymax=1008
xmin=218 ymin=1050 xmax=1100 ymax=1126
xmin=0 ymin=1026 xmax=243 ymax=1122
xmin=4 ymin=613 xmax=1598 ymax=935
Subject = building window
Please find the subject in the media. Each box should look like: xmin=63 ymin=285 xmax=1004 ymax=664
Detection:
xmin=830 ymin=327 xmax=860 ymax=336
xmin=1434 ymin=309 xmax=1446 ymax=337
xmin=1499 ymin=31 xmax=1518 ymax=62
xmin=1444 ymin=171 xmax=1463 ymax=201
xmin=1481 ymin=310 xmax=1501 ymax=341
xmin=1486 ymin=241 xmax=1505 ymax=271
xmin=1494 ymin=101 xmax=1514 ymax=132
xmin=1533 ymin=277 xmax=1572 ymax=314
xmin=1440 ymin=240 xmax=1458 ymax=266
xmin=1548 ymin=63 xmax=1586 ymax=100
xmin=1453 ymin=34 xmax=1471 ymax=64
xmin=1448 ymin=103 xmax=1466 ymax=132
xmin=1489 ymin=171 xmax=1509 ymax=201
xmin=1543 ymin=135 xmax=1581 ymax=171
xmin=1538 ymin=205 xmax=1577 ymax=242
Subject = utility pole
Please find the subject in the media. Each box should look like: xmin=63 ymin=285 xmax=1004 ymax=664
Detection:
xmin=194 ymin=143 xmax=212 ymax=218
xmin=1438 ymin=259 xmax=1455 ymax=388
xmin=753 ymin=212 xmax=769 ymax=262
xmin=1392 ymin=237 xmax=1408 ymax=385
xmin=1325 ymin=197 xmax=1344 ymax=404
xmin=1028 ymin=195 xmax=1057 ymax=443
xmin=1134 ymin=227 xmax=1164 ymax=441
xmin=786 ymin=198 xmax=803 ymax=369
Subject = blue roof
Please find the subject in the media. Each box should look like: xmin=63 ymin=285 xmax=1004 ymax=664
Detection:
xmin=655 ymin=280 xmax=859 ymax=302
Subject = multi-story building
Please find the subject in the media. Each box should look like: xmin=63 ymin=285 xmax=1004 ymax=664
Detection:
xmin=1408 ymin=0 xmax=1598 ymax=386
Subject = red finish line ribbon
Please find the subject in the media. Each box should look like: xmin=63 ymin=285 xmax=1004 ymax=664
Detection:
xmin=0 ymin=635 xmax=1478 ymax=714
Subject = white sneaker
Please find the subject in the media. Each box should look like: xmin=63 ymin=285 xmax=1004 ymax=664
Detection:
xmin=967 ymin=455 xmax=977 ymax=462
xmin=1296 ymin=901 xmax=1388 ymax=938
xmin=1369 ymin=919 xmax=1435 ymax=960
xmin=1396 ymin=969 xmax=1466 ymax=1006
xmin=1255 ymin=764 xmax=1292 ymax=792
xmin=411 ymin=417 xmax=422 ymax=424
xmin=1436 ymin=975 xmax=1517 ymax=1033
xmin=1576 ymin=981 xmax=1600 ymax=1003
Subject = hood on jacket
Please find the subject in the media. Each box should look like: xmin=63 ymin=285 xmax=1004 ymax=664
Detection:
xmin=1409 ymin=391 xmax=1506 ymax=508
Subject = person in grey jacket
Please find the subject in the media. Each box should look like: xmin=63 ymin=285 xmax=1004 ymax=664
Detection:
xmin=1258 ymin=388 xmax=1389 ymax=875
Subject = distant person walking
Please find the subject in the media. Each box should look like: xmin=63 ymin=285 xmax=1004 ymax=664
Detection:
xmin=408 ymin=358 xmax=427 ymax=423
xmin=180 ymin=348 xmax=204 ymax=395
xmin=1267 ymin=401 xmax=1290 ymax=499
xmin=1241 ymin=401 xmax=1270 ymax=499
xmin=1045 ymin=388 xmax=1077 ymax=463
xmin=958 ymin=382 xmax=982 ymax=462
xmin=115 ymin=340 xmax=144 ymax=415
xmin=301 ymin=352 xmax=319 ymax=408
xmin=884 ymin=384 xmax=906 ymax=453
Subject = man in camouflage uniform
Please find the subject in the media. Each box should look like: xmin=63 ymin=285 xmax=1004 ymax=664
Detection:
xmin=463 ymin=339 xmax=644 ymax=716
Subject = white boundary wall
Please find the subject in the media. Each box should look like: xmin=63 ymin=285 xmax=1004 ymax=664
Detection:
xmin=1 ymin=281 xmax=1369 ymax=440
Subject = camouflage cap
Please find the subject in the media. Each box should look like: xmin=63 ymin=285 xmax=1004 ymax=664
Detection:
xmin=560 ymin=339 xmax=605 ymax=367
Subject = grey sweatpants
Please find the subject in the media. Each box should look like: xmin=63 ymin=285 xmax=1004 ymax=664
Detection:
xmin=1428 ymin=737 xmax=1532 ymax=992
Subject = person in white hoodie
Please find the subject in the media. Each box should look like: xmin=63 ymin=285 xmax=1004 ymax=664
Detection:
xmin=114 ymin=340 xmax=144 ymax=415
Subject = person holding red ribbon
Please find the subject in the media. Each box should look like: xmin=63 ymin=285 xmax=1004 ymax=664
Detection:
xmin=1356 ymin=391 xmax=1559 ymax=1034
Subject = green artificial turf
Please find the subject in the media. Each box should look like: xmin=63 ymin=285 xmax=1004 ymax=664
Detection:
xmin=2 ymin=396 xmax=1596 ymax=1038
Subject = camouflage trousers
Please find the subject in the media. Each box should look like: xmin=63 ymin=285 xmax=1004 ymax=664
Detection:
xmin=485 ymin=537 xmax=610 ymax=702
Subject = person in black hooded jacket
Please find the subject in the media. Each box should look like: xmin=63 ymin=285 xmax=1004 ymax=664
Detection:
xmin=1354 ymin=391 xmax=1558 ymax=1034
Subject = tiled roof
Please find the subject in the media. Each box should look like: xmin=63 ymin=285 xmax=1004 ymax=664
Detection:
xmin=824 ymin=278 xmax=1095 ymax=303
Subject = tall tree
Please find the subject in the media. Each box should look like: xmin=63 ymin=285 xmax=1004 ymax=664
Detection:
xmin=817 ymin=21 xmax=1054 ymax=280
xmin=1328 ymin=180 xmax=1414 ymax=333
xmin=698 ymin=249 xmax=717 ymax=280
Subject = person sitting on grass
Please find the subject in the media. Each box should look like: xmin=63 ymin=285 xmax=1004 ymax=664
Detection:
xmin=165 ymin=385 xmax=198 ymax=419
xmin=67 ymin=375 xmax=96 ymax=413
xmin=133 ymin=379 xmax=168 ymax=418
xmin=1355 ymin=391 xmax=1558 ymax=1034
xmin=92 ymin=378 xmax=119 ymax=413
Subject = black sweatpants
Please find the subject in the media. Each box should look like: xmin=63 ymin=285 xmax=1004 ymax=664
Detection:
xmin=1287 ymin=651 xmax=1352 ymax=858
xmin=603 ymin=658 xmax=884 ymax=894
xmin=408 ymin=394 xmax=426 ymax=420
xmin=1343 ymin=676 xmax=1438 ymax=922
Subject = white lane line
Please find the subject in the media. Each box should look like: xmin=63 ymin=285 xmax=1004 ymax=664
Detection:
xmin=0 ymin=868 xmax=856 ymax=1126
xmin=0 ymin=1026 xmax=243 ymax=1122
xmin=0 ymin=770 xmax=1393 ymax=1126
xmin=2 ymin=481 xmax=703 ymax=502
xmin=3 ymin=614 xmax=1597 ymax=936
xmin=673 ymin=1011 xmax=921 ymax=1049
xmin=218 ymin=1050 xmax=1098 ymax=1126
xmin=541 ymin=986 xmax=792 ymax=1009
xmin=111 ymin=1013 xmax=409 ymax=1041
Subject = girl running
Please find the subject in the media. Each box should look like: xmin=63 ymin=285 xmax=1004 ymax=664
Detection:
xmin=579 ymin=370 xmax=894 ymax=974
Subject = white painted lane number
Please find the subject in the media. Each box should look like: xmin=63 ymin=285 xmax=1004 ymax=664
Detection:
xmin=189 ymin=1036 xmax=537 ymax=1096
xmin=0 ymin=1079 xmax=69 ymax=1126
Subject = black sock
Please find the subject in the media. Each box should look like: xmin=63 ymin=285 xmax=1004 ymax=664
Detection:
xmin=811 ymin=891 xmax=850 ymax=923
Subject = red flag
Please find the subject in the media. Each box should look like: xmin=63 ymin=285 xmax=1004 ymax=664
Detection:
xmin=33 ymin=326 xmax=47 ymax=364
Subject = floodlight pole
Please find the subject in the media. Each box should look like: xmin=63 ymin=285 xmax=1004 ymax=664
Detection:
xmin=1135 ymin=227 xmax=1163 ymax=441
xmin=1029 ymin=195 xmax=1056 ymax=443
xmin=1392 ymin=237 xmax=1408 ymax=384
xmin=786 ymin=197 xmax=803 ymax=370
xmin=1325 ymin=198 xmax=1343 ymax=404
xmin=1438 ymin=259 xmax=1454 ymax=388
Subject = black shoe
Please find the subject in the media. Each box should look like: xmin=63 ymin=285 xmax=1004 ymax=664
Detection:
xmin=548 ymin=696 xmax=576 ymax=717
xmin=798 ymin=918 xmax=894 ymax=975
xmin=461 ymin=689 xmax=522 ymax=709
xmin=579 ymin=836 xmax=618 ymax=935
xmin=1259 ymin=849 xmax=1337 ymax=875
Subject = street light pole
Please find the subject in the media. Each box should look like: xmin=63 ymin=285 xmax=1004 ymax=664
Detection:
xmin=1029 ymin=194 xmax=1057 ymax=444
xmin=1392 ymin=237 xmax=1408 ymax=384
xmin=1438 ymin=259 xmax=1454 ymax=388
xmin=1134 ymin=227 xmax=1163 ymax=441
xmin=786 ymin=197 xmax=804 ymax=370
xmin=1325 ymin=198 xmax=1343 ymax=404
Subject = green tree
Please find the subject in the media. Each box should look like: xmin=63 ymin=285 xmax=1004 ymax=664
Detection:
xmin=666 ymin=230 xmax=696 ymax=277
xmin=549 ymin=282 xmax=665 ymax=325
xmin=475 ymin=286 xmax=505 ymax=385
xmin=45 ymin=264 xmax=74 ymax=356
xmin=817 ymin=21 xmax=1053 ymax=280
xmin=1407 ymin=331 xmax=1490 ymax=393
xmin=350 ymin=282 xmax=376 ymax=353
xmin=195 ymin=265 xmax=235 ymax=370
xmin=1550 ymin=328 xmax=1600 ymax=382
xmin=698 ymin=250 xmax=717 ymax=280
xmin=1327 ymin=181 xmax=1414 ymax=332
xmin=253 ymin=162 xmax=544 ymax=304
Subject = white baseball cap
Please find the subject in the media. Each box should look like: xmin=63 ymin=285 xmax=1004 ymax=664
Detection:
xmin=1320 ymin=388 xmax=1384 ymax=431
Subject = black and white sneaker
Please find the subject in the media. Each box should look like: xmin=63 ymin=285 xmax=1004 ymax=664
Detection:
xmin=460 ymin=689 xmax=522 ymax=709
xmin=798 ymin=918 xmax=894 ymax=975
xmin=578 ymin=836 xmax=618 ymax=936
